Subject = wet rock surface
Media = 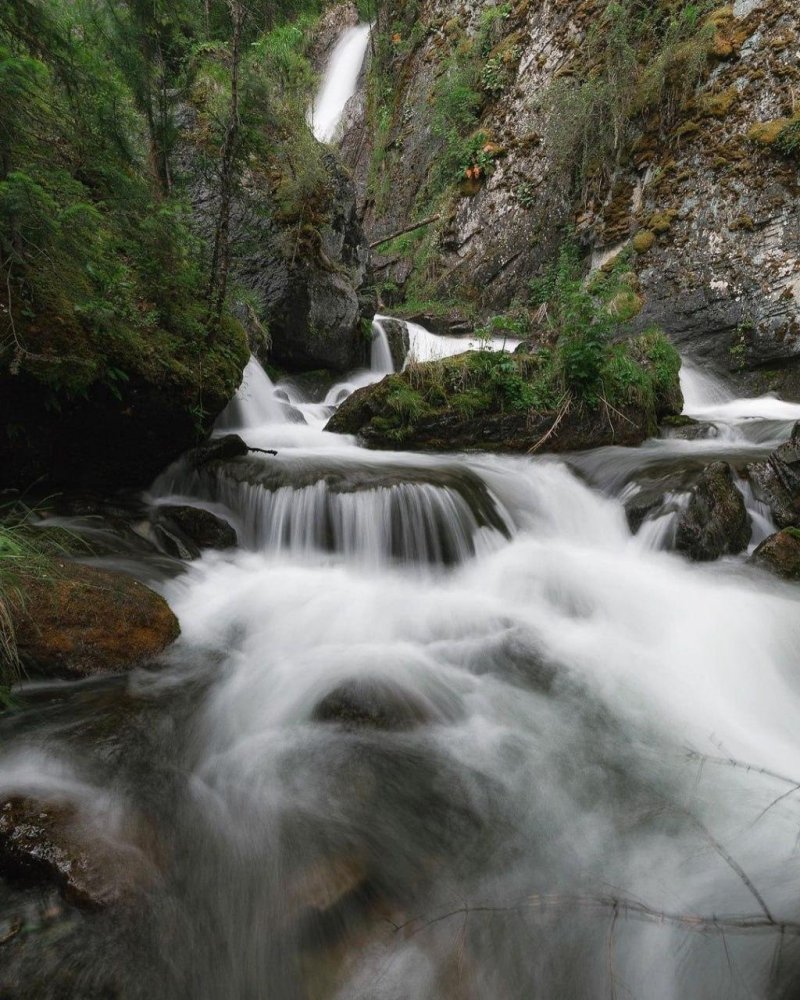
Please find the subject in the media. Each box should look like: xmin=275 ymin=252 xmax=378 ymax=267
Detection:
xmin=0 ymin=797 xmax=153 ymax=909
xmin=675 ymin=461 xmax=751 ymax=561
xmin=15 ymin=563 xmax=180 ymax=679
xmin=312 ymin=677 xmax=436 ymax=730
xmin=186 ymin=433 xmax=250 ymax=469
xmin=152 ymin=506 xmax=236 ymax=559
xmin=750 ymin=528 xmax=800 ymax=580
xmin=747 ymin=420 xmax=800 ymax=528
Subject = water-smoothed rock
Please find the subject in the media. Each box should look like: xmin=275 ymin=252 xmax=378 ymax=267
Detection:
xmin=325 ymin=338 xmax=682 ymax=453
xmin=312 ymin=677 xmax=436 ymax=730
xmin=0 ymin=797 xmax=154 ymax=909
xmin=659 ymin=415 xmax=719 ymax=441
xmin=14 ymin=563 xmax=179 ymax=678
xmin=747 ymin=421 xmax=800 ymax=528
xmin=750 ymin=529 xmax=800 ymax=580
xmin=152 ymin=505 xmax=237 ymax=559
xmin=675 ymin=462 xmax=751 ymax=561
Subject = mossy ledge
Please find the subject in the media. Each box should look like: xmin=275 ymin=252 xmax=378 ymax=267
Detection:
xmin=326 ymin=333 xmax=683 ymax=453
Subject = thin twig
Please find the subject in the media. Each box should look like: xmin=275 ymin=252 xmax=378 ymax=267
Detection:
xmin=392 ymin=893 xmax=800 ymax=941
xmin=528 ymin=393 xmax=572 ymax=454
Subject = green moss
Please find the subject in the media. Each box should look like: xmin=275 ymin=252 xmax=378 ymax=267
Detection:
xmin=699 ymin=86 xmax=738 ymax=118
xmin=632 ymin=229 xmax=656 ymax=253
xmin=747 ymin=116 xmax=800 ymax=149
xmin=647 ymin=210 xmax=677 ymax=234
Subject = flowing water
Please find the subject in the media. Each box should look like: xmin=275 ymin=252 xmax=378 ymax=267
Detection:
xmin=308 ymin=24 xmax=371 ymax=144
xmin=3 ymin=324 xmax=800 ymax=999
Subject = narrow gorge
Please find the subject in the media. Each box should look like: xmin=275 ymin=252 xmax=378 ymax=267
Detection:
xmin=1 ymin=2 xmax=800 ymax=999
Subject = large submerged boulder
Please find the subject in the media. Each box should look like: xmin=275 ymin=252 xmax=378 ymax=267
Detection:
xmin=675 ymin=461 xmax=751 ymax=561
xmin=312 ymin=677 xmax=436 ymax=731
xmin=14 ymin=563 xmax=180 ymax=679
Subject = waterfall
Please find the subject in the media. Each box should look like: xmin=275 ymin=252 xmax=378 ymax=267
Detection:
xmin=309 ymin=24 xmax=371 ymax=143
xmin=370 ymin=316 xmax=394 ymax=374
xmin=405 ymin=318 xmax=520 ymax=362
xmin=217 ymin=356 xmax=286 ymax=430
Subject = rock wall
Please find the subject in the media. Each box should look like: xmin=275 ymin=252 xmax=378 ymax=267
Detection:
xmin=177 ymin=107 xmax=375 ymax=376
xmin=340 ymin=0 xmax=800 ymax=394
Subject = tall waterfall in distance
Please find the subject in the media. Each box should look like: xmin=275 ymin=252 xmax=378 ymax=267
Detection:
xmin=309 ymin=24 xmax=371 ymax=143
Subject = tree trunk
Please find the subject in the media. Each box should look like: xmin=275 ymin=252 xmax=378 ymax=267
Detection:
xmin=206 ymin=1 xmax=244 ymax=331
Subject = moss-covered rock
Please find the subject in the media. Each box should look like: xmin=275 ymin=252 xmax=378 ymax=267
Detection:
xmin=0 ymin=332 xmax=248 ymax=492
xmin=14 ymin=563 xmax=180 ymax=679
xmin=326 ymin=333 xmax=682 ymax=453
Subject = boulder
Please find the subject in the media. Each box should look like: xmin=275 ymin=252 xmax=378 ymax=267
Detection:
xmin=750 ymin=529 xmax=800 ymax=580
xmin=0 ymin=797 xmax=155 ymax=909
xmin=659 ymin=415 xmax=718 ymax=441
xmin=14 ymin=563 xmax=180 ymax=679
xmin=747 ymin=421 xmax=800 ymax=529
xmin=312 ymin=677 xmax=435 ymax=730
xmin=152 ymin=505 xmax=236 ymax=559
xmin=0 ymin=359 xmax=248 ymax=493
xmin=675 ymin=462 xmax=751 ymax=561
xmin=326 ymin=338 xmax=682 ymax=454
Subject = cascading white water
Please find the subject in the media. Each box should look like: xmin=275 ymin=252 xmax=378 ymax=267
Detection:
xmin=404 ymin=318 xmax=521 ymax=361
xmin=309 ymin=24 xmax=371 ymax=143
xmin=370 ymin=316 xmax=394 ymax=374
xmin=217 ymin=356 xmax=286 ymax=429
xmin=6 ymin=323 xmax=800 ymax=999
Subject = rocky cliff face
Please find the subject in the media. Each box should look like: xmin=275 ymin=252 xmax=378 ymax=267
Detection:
xmin=340 ymin=0 xmax=800 ymax=394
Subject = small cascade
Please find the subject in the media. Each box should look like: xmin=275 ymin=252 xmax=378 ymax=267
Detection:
xmin=309 ymin=24 xmax=371 ymax=143
xmin=405 ymin=319 xmax=520 ymax=363
xmin=370 ymin=316 xmax=395 ymax=374
xmin=180 ymin=458 xmax=513 ymax=566
xmin=680 ymin=360 xmax=734 ymax=411
xmin=217 ymin=357 xmax=286 ymax=431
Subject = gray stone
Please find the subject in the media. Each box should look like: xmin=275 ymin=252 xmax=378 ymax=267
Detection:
xmin=675 ymin=462 xmax=751 ymax=561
